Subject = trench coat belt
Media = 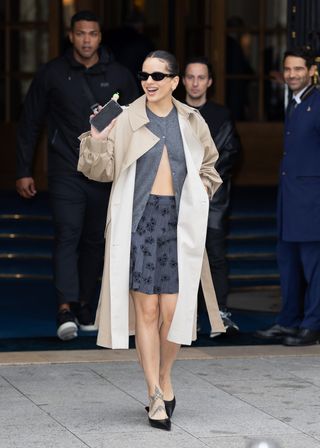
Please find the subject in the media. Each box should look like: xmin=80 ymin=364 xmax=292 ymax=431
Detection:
xmin=201 ymin=250 xmax=226 ymax=333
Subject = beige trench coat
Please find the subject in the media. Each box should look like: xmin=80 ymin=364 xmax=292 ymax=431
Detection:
xmin=78 ymin=95 xmax=225 ymax=348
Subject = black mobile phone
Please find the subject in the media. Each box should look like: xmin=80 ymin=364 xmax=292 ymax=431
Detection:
xmin=90 ymin=99 xmax=123 ymax=132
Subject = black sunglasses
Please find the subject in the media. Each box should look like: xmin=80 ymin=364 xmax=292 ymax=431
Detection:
xmin=137 ymin=71 xmax=177 ymax=81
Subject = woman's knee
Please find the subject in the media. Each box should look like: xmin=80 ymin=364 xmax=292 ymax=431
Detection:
xmin=133 ymin=293 xmax=159 ymax=326
xmin=141 ymin=306 xmax=159 ymax=326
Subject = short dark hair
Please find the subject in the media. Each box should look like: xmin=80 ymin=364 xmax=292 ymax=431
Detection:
xmin=184 ymin=56 xmax=213 ymax=79
xmin=70 ymin=10 xmax=102 ymax=31
xmin=145 ymin=50 xmax=179 ymax=76
xmin=283 ymin=46 xmax=315 ymax=69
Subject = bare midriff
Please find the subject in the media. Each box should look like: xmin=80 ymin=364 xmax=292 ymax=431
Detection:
xmin=150 ymin=145 xmax=175 ymax=195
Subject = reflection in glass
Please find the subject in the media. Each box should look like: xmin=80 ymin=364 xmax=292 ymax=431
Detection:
xmin=11 ymin=30 xmax=48 ymax=72
xmin=226 ymin=78 xmax=259 ymax=121
xmin=62 ymin=0 xmax=76 ymax=31
xmin=264 ymin=34 xmax=286 ymax=121
xmin=103 ymin=2 xmax=157 ymax=92
xmin=185 ymin=26 xmax=206 ymax=58
xmin=226 ymin=0 xmax=259 ymax=28
xmin=226 ymin=0 xmax=287 ymax=121
xmin=10 ymin=0 xmax=49 ymax=22
xmin=227 ymin=32 xmax=259 ymax=74
xmin=143 ymin=0 xmax=168 ymax=48
xmin=266 ymin=0 xmax=287 ymax=28
xmin=246 ymin=80 xmax=259 ymax=120
xmin=10 ymin=77 xmax=33 ymax=121
xmin=184 ymin=0 xmax=207 ymax=57
xmin=225 ymin=28 xmax=256 ymax=120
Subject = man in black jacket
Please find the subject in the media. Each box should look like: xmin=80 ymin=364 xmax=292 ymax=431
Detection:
xmin=183 ymin=56 xmax=241 ymax=337
xmin=16 ymin=11 xmax=139 ymax=340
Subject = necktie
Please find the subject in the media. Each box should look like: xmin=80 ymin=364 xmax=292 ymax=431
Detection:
xmin=286 ymin=98 xmax=297 ymax=117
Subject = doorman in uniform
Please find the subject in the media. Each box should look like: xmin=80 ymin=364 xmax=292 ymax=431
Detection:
xmin=256 ymin=47 xmax=320 ymax=346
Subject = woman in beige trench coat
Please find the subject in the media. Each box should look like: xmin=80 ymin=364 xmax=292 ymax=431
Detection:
xmin=78 ymin=50 xmax=224 ymax=430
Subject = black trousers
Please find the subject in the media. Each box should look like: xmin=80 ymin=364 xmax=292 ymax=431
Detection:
xmin=199 ymin=227 xmax=229 ymax=311
xmin=48 ymin=175 xmax=111 ymax=306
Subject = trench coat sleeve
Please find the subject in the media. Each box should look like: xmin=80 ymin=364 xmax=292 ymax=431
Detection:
xmin=198 ymin=118 xmax=222 ymax=199
xmin=77 ymin=130 xmax=115 ymax=182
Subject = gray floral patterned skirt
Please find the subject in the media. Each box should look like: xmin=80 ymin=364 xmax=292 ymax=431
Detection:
xmin=129 ymin=194 xmax=179 ymax=294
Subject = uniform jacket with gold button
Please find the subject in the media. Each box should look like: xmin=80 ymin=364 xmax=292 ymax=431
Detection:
xmin=279 ymin=85 xmax=320 ymax=241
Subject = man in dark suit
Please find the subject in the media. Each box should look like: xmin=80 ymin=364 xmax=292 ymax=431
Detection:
xmin=183 ymin=57 xmax=241 ymax=337
xmin=256 ymin=47 xmax=320 ymax=346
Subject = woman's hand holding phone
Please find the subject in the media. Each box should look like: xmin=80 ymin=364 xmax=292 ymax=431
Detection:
xmin=90 ymin=93 xmax=122 ymax=140
xmin=90 ymin=108 xmax=117 ymax=140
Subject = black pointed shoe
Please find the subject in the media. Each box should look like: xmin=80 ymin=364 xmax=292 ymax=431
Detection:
xmin=164 ymin=396 xmax=176 ymax=417
xmin=255 ymin=324 xmax=299 ymax=340
xmin=283 ymin=328 xmax=320 ymax=346
xmin=145 ymin=396 xmax=176 ymax=418
xmin=148 ymin=415 xmax=171 ymax=431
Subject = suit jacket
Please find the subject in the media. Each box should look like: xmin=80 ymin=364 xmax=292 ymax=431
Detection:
xmin=278 ymin=85 xmax=320 ymax=241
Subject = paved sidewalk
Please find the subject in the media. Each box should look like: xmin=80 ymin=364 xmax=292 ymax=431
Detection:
xmin=0 ymin=346 xmax=320 ymax=448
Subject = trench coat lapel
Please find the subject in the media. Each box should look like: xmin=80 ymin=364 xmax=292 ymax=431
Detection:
xmin=121 ymin=127 xmax=159 ymax=174
xmin=179 ymin=117 xmax=204 ymax=170
xmin=120 ymin=95 xmax=159 ymax=174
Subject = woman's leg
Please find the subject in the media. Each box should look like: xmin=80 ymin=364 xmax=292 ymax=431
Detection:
xmin=159 ymin=293 xmax=180 ymax=400
xmin=131 ymin=290 xmax=167 ymax=420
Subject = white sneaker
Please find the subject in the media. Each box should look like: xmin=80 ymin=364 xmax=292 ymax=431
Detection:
xmin=56 ymin=310 xmax=78 ymax=341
